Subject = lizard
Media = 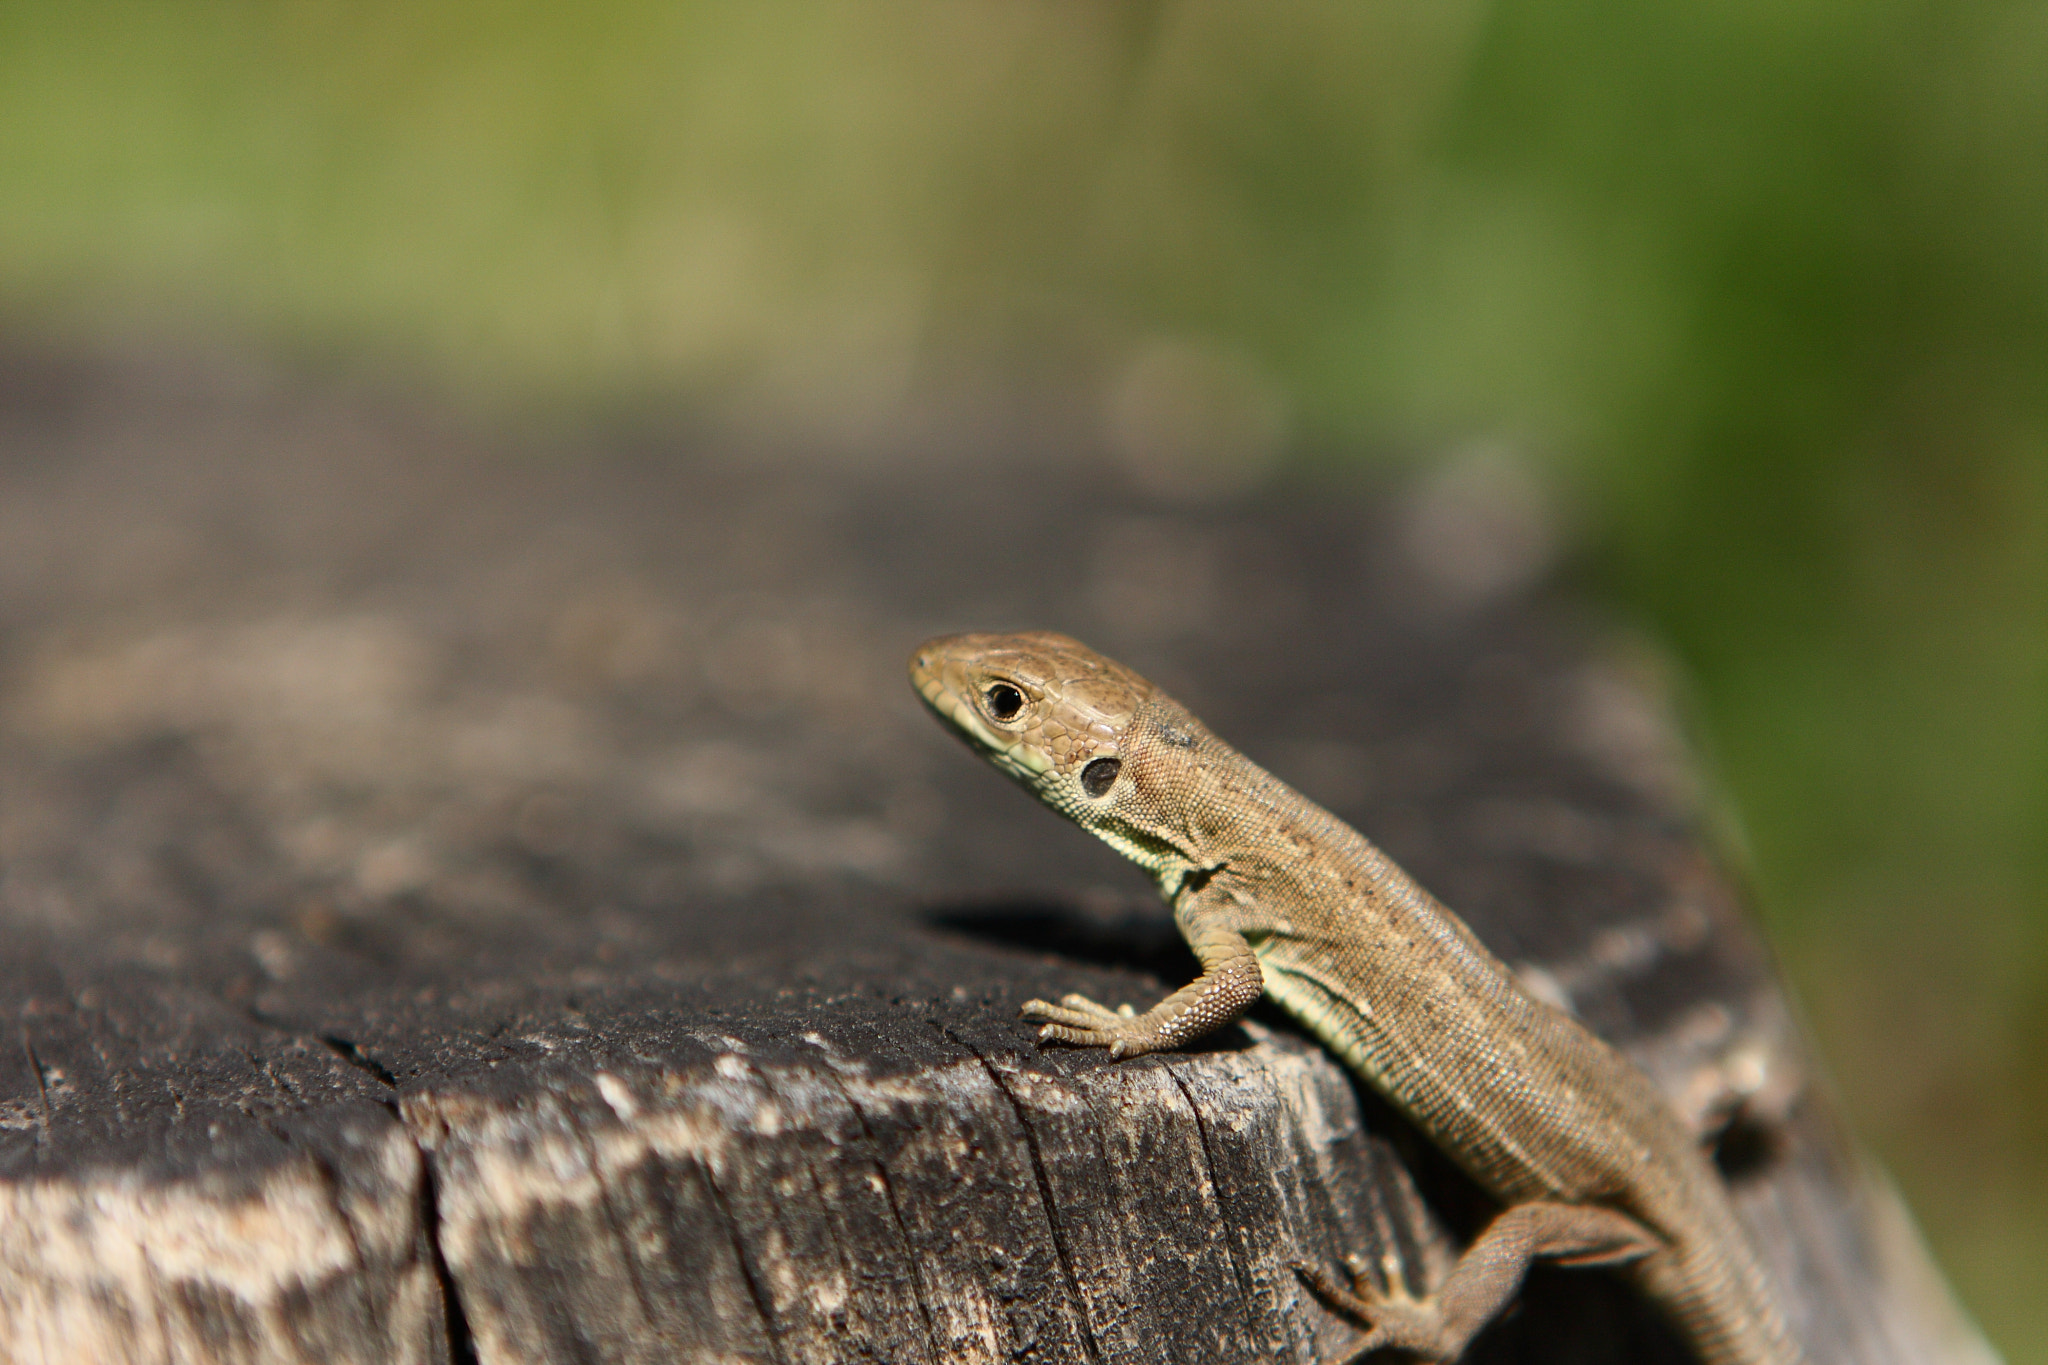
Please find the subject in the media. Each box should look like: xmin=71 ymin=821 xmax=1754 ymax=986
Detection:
xmin=909 ymin=630 xmax=1802 ymax=1365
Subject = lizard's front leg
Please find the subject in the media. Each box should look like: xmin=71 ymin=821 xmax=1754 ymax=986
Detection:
xmin=1297 ymin=1201 xmax=1663 ymax=1362
xmin=1021 ymin=923 xmax=1263 ymax=1059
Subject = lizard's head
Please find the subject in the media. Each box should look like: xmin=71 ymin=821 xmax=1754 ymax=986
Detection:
xmin=909 ymin=630 xmax=1154 ymax=822
xmin=911 ymin=631 xmax=1220 ymax=877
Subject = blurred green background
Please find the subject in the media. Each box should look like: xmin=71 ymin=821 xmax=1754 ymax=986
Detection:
xmin=3 ymin=2 xmax=2043 ymax=1354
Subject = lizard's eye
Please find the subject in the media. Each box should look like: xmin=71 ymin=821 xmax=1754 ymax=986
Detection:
xmin=1080 ymin=757 xmax=1121 ymax=798
xmin=983 ymin=682 xmax=1025 ymax=721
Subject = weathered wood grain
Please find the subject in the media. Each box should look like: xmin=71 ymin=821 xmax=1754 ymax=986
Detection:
xmin=0 ymin=343 xmax=1998 ymax=1364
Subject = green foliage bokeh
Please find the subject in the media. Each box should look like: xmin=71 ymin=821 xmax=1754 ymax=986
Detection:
xmin=2 ymin=3 xmax=2043 ymax=1354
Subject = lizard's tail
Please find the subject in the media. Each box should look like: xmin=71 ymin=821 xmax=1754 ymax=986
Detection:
xmin=1637 ymin=1241 xmax=1806 ymax=1365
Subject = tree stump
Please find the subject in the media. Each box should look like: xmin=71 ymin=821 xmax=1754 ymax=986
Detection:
xmin=0 ymin=343 xmax=1999 ymax=1364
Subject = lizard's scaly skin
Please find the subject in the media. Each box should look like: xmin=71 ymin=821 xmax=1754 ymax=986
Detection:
xmin=911 ymin=631 xmax=1802 ymax=1365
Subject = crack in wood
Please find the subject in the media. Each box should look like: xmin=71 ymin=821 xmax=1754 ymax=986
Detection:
xmin=945 ymin=1026 xmax=1107 ymax=1365
xmin=1162 ymin=1059 xmax=1271 ymax=1357
xmin=419 ymin=1154 xmax=480 ymax=1365
xmin=693 ymin=1157 xmax=789 ymax=1365
xmin=820 ymin=1067 xmax=945 ymax=1364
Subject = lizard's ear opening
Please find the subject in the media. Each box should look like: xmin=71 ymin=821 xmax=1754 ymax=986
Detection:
xmin=1080 ymin=757 xmax=1121 ymax=798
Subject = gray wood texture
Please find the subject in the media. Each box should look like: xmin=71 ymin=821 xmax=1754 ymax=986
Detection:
xmin=0 ymin=343 xmax=1998 ymax=1364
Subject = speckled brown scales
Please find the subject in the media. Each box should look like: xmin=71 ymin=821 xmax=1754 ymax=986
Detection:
xmin=910 ymin=631 xmax=1804 ymax=1365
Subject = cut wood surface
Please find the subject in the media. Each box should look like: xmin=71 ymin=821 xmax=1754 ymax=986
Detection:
xmin=0 ymin=344 xmax=1998 ymax=1364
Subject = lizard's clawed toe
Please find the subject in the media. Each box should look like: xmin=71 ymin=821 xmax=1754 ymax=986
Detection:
xmin=1052 ymin=993 xmax=1129 ymax=1021
xmin=1019 ymin=996 xmax=1165 ymax=1056
xmin=1297 ymin=1257 xmax=1462 ymax=1363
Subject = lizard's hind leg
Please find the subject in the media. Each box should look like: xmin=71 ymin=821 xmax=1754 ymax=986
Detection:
xmin=1296 ymin=1201 xmax=1663 ymax=1363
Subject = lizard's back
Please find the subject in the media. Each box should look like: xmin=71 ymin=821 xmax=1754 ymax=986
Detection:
xmin=1134 ymin=703 xmax=1799 ymax=1365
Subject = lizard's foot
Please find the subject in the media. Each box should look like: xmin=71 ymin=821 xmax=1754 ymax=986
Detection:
xmin=1294 ymin=1258 xmax=1460 ymax=1363
xmin=1020 ymin=994 xmax=1156 ymax=1059
xmin=1296 ymin=1203 xmax=1660 ymax=1362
